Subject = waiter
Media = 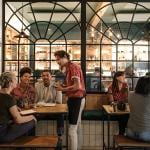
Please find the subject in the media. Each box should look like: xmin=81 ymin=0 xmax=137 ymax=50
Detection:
xmin=54 ymin=50 xmax=85 ymax=150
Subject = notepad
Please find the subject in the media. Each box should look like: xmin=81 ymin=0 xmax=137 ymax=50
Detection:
xmin=43 ymin=103 xmax=56 ymax=107
xmin=20 ymin=109 xmax=36 ymax=115
xmin=36 ymin=102 xmax=56 ymax=107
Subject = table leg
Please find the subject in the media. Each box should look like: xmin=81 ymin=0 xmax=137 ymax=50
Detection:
xmin=107 ymin=115 xmax=110 ymax=150
xmin=66 ymin=113 xmax=68 ymax=150
xmin=103 ymin=117 xmax=105 ymax=150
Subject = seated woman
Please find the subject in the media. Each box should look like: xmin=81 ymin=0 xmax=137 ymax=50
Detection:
xmin=11 ymin=67 xmax=35 ymax=108
xmin=107 ymin=71 xmax=129 ymax=135
xmin=108 ymin=71 xmax=128 ymax=103
xmin=0 ymin=72 xmax=36 ymax=142
xmin=126 ymin=76 xmax=150 ymax=141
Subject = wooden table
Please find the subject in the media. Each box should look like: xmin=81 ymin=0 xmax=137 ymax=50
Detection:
xmin=103 ymin=105 xmax=130 ymax=115
xmin=23 ymin=104 xmax=68 ymax=150
xmin=33 ymin=104 xmax=68 ymax=114
xmin=102 ymin=105 xmax=130 ymax=150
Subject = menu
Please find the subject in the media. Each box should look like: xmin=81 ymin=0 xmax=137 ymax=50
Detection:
xmin=20 ymin=109 xmax=36 ymax=115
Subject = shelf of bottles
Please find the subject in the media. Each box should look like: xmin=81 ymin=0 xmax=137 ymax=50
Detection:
xmin=35 ymin=40 xmax=81 ymax=71
xmin=5 ymin=26 xmax=29 ymax=76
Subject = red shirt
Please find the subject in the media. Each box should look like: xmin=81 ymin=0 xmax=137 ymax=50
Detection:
xmin=108 ymin=82 xmax=128 ymax=102
xmin=11 ymin=83 xmax=35 ymax=104
xmin=65 ymin=61 xmax=85 ymax=98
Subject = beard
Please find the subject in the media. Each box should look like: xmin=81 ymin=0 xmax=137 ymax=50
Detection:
xmin=43 ymin=80 xmax=50 ymax=87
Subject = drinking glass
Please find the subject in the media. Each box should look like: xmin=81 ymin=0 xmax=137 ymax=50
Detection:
xmin=23 ymin=98 xmax=29 ymax=109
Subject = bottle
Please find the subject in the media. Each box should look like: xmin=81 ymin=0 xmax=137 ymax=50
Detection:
xmin=23 ymin=98 xmax=29 ymax=109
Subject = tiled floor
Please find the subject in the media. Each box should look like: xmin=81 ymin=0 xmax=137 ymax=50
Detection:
xmin=36 ymin=120 xmax=119 ymax=150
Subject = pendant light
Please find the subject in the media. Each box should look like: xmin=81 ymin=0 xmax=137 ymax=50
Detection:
xmin=14 ymin=2 xmax=29 ymax=38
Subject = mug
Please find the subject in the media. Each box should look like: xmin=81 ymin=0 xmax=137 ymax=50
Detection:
xmin=117 ymin=102 xmax=126 ymax=111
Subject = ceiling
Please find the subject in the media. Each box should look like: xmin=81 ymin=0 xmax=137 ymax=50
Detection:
xmin=8 ymin=2 xmax=150 ymax=24
xmin=5 ymin=2 xmax=150 ymax=42
xmin=9 ymin=2 xmax=82 ymax=24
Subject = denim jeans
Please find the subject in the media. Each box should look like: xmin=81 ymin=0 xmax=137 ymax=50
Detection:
xmin=126 ymin=128 xmax=150 ymax=142
xmin=0 ymin=119 xmax=35 ymax=142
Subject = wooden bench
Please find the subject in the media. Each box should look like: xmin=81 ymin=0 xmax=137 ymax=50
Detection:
xmin=0 ymin=136 xmax=59 ymax=149
xmin=113 ymin=135 xmax=150 ymax=150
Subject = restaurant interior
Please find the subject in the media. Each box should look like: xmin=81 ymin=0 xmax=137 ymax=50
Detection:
xmin=0 ymin=0 xmax=150 ymax=149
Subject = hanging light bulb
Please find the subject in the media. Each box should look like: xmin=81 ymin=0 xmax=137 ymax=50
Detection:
xmin=90 ymin=27 xmax=94 ymax=37
xmin=100 ymin=22 xmax=103 ymax=32
xmin=14 ymin=28 xmax=29 ymax=38
xmin=14 ymin=2 xmax=29 ymax=38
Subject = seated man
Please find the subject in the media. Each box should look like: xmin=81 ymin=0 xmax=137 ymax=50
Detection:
xmin=35 ymin=70 xmax=64 ymax=136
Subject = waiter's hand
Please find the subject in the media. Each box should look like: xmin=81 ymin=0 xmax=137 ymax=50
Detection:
xmin=55 ymin=84 xmax=64 ymax=91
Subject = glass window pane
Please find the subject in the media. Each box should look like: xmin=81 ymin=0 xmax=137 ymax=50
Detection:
xmin=67 ymin=45 xmax=81 ymax=60
xmin=51 ymin=61 xmax=59 ymax=71
xmin=35 ymin=61 xmax=50 ymax=70
xmin=86 ymin=61 xmax=100 ymax=73
xmin=19 ymin=43 xmax=29 ymax=60
xmin=19 ymin=61 xmax=29 ymax=70
xmin=118 ymin=40 xmax=132 ymax=60
xmin=4 ymin=61 xmax=18 ymax=76
xmin=119 ymin=61 xmax=132 ymax=73
xmin=86 ymin=45 xmax=100 ymax=60
xmin=101 ymin=61 xmax=114 ymax=75
xmin=5 ymin=44 xmax=18 ymax=60
xmin=134 ymin=45 xmax=148 ymax=61
xmin=35 ymin=40 xmax=50 ymax=61
xmin=102 ymin=44 xmax=115 ymax=60
xmin=5 ymin=26 xmax=19 ymax=60
xmin=134 ymin=62 xmax=148 ymax=77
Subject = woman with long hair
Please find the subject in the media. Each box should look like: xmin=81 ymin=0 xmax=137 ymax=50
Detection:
xmin=108 ymin=71 xmax=128 ymax=103
xmin=107 ymin=71 xmax=129 ymax=135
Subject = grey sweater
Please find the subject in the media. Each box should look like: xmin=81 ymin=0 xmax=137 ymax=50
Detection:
xmin=127 ymin=92 xmax=150 ymax=132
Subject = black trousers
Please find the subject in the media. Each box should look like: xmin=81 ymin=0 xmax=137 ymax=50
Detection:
xmin=117 ymin=114 xmax=129 ymax=135
xmin=67 ymin=97 xmax=83 ymax=125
